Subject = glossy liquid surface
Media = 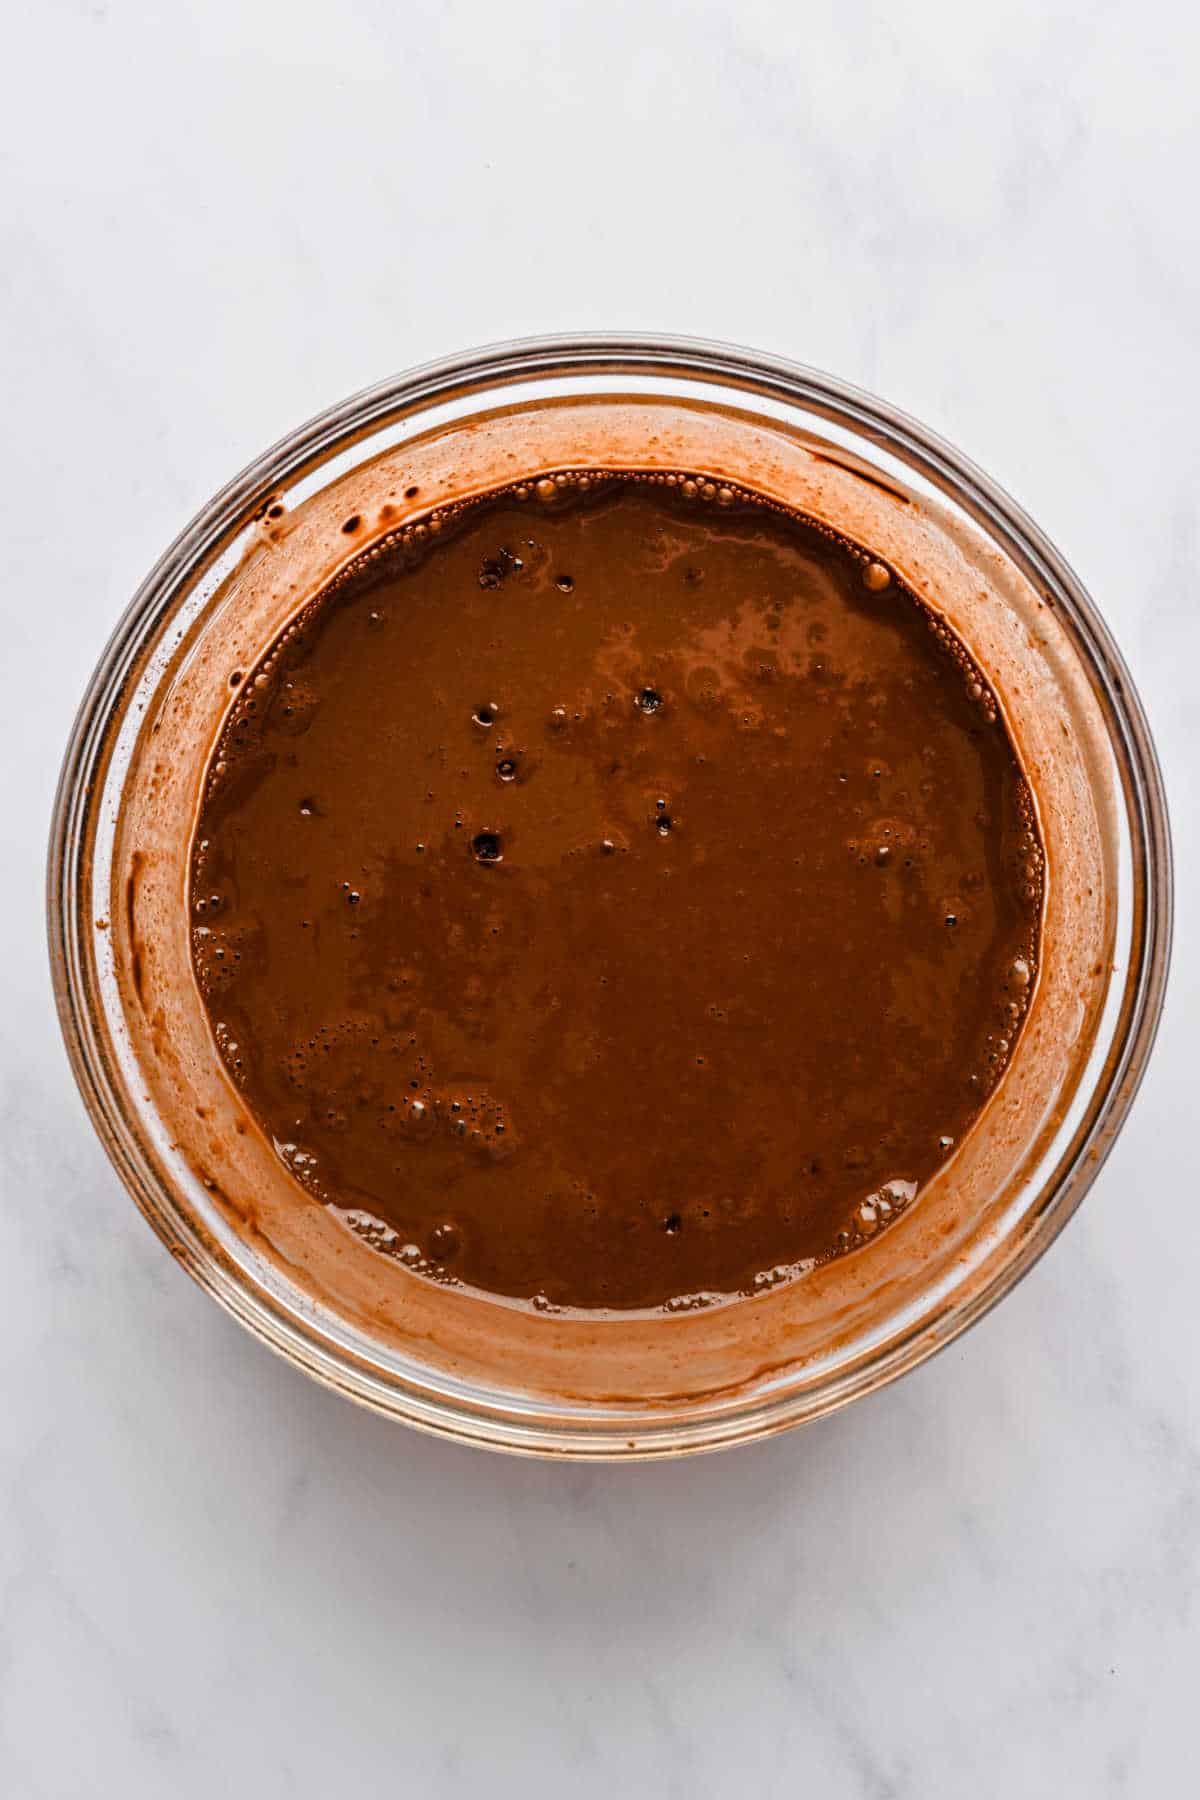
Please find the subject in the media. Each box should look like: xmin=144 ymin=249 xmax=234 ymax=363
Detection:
xmin=191 ymin=476 xmax=1041 ymax=1310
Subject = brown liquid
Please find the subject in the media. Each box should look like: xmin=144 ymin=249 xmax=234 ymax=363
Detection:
xmin=190 ymin=473 xmax=1041 ymax=1312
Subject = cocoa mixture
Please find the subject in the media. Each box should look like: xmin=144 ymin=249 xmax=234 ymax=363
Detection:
xmin=190 ymin=473 xmax=1041 ymax=1310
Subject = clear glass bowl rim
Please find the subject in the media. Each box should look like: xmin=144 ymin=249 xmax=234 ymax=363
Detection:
xmin=47 ymin=332 xmax=1173 ymax=1458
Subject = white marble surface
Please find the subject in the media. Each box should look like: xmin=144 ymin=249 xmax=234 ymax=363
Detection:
xmin=2 ymin=2 xmax=1196 ymax=1793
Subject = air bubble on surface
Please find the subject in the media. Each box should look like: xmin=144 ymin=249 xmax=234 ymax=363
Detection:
xmin=428 ymin=1220 xmax=460 ymax=1259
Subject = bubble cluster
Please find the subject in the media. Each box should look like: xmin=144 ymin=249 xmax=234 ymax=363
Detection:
xmin=477 ymin=547 xmax=522 ymax=589
xmin=663 ymin=1291 xmax=722 ymax=1314
xmin=835 ymin=1179 xmax=918 ymax=1254
xmin=751 ymin=1257 xmax=817 ymax=1291
xmin=339 ymin=1210 xmax=465 ymax=1287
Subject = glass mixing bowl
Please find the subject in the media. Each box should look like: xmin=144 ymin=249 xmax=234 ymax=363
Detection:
xmin=48 ymin=334 xmax=1171 ymax=1458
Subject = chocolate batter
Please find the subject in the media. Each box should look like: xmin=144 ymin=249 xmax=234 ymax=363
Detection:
xmin=190 ymin=472 xmax=1042 ymax=1311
